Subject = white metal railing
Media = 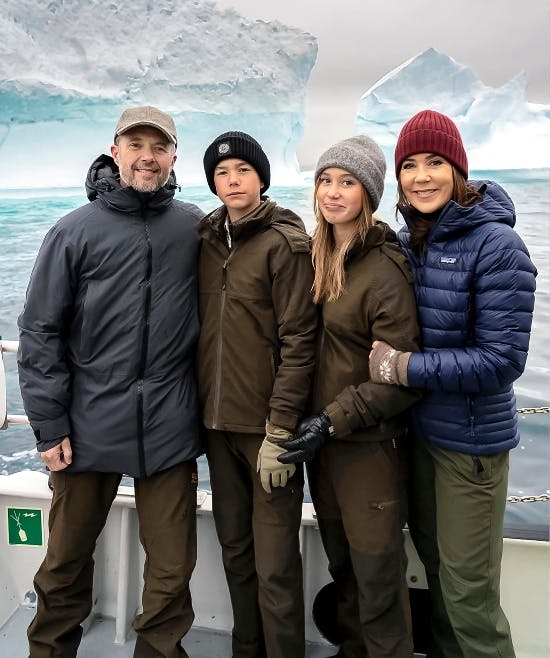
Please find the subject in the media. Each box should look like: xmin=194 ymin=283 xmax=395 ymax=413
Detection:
xmin=1 ymin=339 xmax=29 ymax=427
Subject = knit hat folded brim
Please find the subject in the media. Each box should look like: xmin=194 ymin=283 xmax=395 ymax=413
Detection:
xmin=203 ymin=131 xmax=270 ymax=194
xmin=314 ymin=135 xmax=386 ymax=211
xmin=394 ymin=109 xmax=468 ymax=179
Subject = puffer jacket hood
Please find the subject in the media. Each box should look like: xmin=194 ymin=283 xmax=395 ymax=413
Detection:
xmin=400 ymin=181 xmax=515 ymax=242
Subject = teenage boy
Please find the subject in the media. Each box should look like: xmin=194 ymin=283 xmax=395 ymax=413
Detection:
xmin=197 ymin=132 xmax=317 ymax=658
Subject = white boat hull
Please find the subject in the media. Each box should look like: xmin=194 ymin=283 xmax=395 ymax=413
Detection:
xmin=0 ymin=470 xmax=548 ymax=656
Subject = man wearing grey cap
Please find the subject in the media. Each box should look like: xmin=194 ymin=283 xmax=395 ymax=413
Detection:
xmin=18 ymin=106 xmax=204 ymax=657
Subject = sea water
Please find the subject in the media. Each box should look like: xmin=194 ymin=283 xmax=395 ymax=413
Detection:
xmin=1 ymin=172 xmax=549 ymax=535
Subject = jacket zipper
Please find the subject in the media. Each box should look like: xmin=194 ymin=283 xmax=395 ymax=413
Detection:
xmin=467 ymin=394 xmax=475 ymax=438
xmin=211 ymin=255 xmax=229 ymax=428
xmin=136 ymin=216 xmax=152 ymax=477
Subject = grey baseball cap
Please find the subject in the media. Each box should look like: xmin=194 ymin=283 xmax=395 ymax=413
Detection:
xmin=114 ymin=106 xmax=177 ymax=146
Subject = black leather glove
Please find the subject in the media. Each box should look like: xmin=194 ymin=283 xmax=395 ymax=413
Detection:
xmin=277 ymin=410 xmax=333 ymax=464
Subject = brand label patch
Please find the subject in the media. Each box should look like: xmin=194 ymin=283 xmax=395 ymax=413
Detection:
xmin=218 ymin=143 xmax=231 ymax=155
xmin=440 ymin=257 xmax=457 ymax=264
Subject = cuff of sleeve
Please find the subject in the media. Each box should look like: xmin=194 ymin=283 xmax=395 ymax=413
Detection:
xmin=324 ymin=401 xmax=351 ymax=439
xmin=265 ymin=421 xmax=292 ymax=442
xmin=396 ymin=352 xmax=411 ymax=386
xmin=32 ymin=415 xmax=71 ymax=444
xmin=405 ymin=351 xmax=421 ymax=388
xmin=268 ymin=409 xmax=299 ymax=433
xmin=37 ymin=436 xmax=66 ymax=453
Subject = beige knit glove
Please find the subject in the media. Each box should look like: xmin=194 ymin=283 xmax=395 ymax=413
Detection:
xmin=369 ymin=340 xmax=411 ymax=386
xmin=257 ymin=422 xmax=296 ymax=493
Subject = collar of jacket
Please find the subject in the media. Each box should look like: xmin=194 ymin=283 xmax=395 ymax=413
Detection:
xmin=199 ymin=198 xmax=277 ymax=244
xmin=399 ymin=180 xmax=515 ymax=243
xmin=345 ymin=221 xmax=398 ymax=263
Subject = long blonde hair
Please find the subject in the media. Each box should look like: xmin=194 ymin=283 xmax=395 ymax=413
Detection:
xmin=311 ymin=178 xmax=375 ymax=304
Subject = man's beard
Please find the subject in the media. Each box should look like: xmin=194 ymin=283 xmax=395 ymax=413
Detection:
xmin=130 ymin=173 xmax=170 ymax=193
xmin=121 ymin=166 xmax=170 ymax=193
xmin=132 ymin=179 xmax=165 ymax=193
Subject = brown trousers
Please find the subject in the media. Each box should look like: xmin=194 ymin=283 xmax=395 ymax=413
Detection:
xmin=27 ymin=461 xmax=198 ymax=658
xmin=307 ymin=438 xmax=413 ymax=658
xmin=205 ymin=430 xmax=305 ymax=658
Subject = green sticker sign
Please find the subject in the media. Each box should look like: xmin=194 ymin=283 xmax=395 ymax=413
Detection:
xmin=7 ymin=507 xmax=44 ymax=546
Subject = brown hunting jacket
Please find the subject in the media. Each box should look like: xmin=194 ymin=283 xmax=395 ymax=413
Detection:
xmin=197 ymin=199 xmax=317 ymax=434
xmin=315 ymin=222 xmax=422 ymax=442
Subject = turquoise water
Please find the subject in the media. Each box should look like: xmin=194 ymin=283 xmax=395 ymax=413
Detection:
xmin=1 ymin=173 xmax=548 ymax=534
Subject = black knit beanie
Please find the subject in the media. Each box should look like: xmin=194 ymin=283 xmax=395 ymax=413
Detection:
xmin=203 ymin=131 xmax=271 ymax=194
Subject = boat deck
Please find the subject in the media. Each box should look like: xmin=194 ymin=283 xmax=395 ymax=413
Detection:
xmin=1 ymin=606 xmax=336 ymax=657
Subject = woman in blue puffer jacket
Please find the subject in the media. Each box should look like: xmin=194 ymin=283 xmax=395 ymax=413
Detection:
xmin=369 ymin=109 xmax=537 ymax=658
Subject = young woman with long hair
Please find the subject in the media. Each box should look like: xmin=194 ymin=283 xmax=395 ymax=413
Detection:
xmin=279 ymin=135 xmax=421 ymax=657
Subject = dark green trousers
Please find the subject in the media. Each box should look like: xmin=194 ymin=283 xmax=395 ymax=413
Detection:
xmin=307 ymin=438 xmax=413 ymax=658
xmin=205 ymin=430 xmax=305 ymax=658
xmin=408 ymin=437 xmax=515 ymax=658
xmin=28 ymin=461 xmax=198 ymax=658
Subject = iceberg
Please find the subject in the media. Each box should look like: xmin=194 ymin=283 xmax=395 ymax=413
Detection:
xmin=0 ymin=0 xmax=317 ymax=189
xmin=355 ymin=48 xmax=550 ymax=171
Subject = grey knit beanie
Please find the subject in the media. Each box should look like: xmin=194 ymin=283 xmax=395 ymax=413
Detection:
xmin=314 ymin=135 xmax=386 ymax=211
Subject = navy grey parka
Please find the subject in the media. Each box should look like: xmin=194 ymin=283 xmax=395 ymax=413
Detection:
xmin=18 ymin=155 xmax=204 ymax=477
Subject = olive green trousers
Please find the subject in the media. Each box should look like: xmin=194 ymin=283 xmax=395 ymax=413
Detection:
xmin=408 ymin=438 xmax=515 ymax=658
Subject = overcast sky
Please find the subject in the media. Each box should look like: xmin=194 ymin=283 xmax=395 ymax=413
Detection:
xmin=214 ymin=0 xmax=549 ymax=167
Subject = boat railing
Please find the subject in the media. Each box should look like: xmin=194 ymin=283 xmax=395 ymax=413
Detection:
xmin=3 ymin=338 xmax=548 ymax=505
xmin=1 ymin=339 xmax=549 ymax=655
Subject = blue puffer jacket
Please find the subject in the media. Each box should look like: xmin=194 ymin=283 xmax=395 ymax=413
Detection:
xmin=399 ymin=181 xmax=537 ymax=455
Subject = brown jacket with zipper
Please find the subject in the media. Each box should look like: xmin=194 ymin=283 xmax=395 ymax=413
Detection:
xmin=197 ymin=199 xmax=317 ymax=434
xmin=315 ymin=221 xmax=422 ymax=442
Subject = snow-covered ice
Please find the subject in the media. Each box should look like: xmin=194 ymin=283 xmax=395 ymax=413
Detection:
xmin=0 ymin=0 xmax=317 ymax=188
xmin=355 ymin=48 xmax=550 ymax=172
xmin=1 ymin=6 xmax=549 ymax=191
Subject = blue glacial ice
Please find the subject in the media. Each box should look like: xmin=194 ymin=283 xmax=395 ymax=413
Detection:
xmin=1 ymin=4 xmax=549 ymax=191
xmin=355 ymin=48 xmax=550 ymax=172
xmin=0 ymin=0 xmax=317 ymax=189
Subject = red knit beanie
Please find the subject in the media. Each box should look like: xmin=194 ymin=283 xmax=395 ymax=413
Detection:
xmin=394 ymin=109 xmax=468 ymax=179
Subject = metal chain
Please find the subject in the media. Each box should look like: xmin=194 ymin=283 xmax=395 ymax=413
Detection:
xmin=507 ymin=494 xmax=550 ymax=503
xmin=511 ymin=407 xmax=549 ymax=502
xmin=517 ymin=406 xmax=550 ymax=414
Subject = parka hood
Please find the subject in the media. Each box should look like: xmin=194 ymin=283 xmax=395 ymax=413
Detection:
xmin=400 ymin=180 xmax=516 ymax=242
xmin=84 ymin=154 xmax=178 ymax=212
